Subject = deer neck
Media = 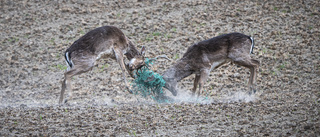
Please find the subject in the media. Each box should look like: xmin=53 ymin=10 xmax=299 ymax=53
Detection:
xmin=163 ymin=59 xmax=193 ymax=83
xmin=124 ymin=41 xmax=140 ymax=60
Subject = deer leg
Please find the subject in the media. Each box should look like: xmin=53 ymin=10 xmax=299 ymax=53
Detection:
xmin=251 ymin=59 xmax=260 ymax=81
xmin=59 ymin=69 xmax=78 ymax=104
xmin=249 ymin=59 xmax=260 ymax=93
xmin=60 ymin=76 xmax=67 ymax=104
xmin=59 ymin=61 xmax=94 ymax=104
xmin=232 ymin=58 xmax=259 ymax=94
xmin=197 ymin=69 xmax=210 ymax=97
xmin=192 ymin=74 xmax=200 ymax=96
xmin=113 ymin=49 xmax=132 ymax=93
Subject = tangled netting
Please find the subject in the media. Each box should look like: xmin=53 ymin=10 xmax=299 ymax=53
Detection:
xmin=131 ymin=58 xmax=170 ymax=103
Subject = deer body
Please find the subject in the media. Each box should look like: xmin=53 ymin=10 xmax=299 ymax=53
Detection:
xmin=163 ymin=32 xmax=259 ymax=96
xmin=59 ymin=26 xmax=145 ymax=104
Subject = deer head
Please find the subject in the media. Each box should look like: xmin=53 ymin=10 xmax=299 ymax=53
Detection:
xmin=127 ymin=46 xmax=146 ymax=71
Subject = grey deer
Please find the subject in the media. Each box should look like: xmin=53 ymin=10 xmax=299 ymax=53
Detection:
xmin=162 ymin=32 xmax=259 ymax=96
xmin=59 ymin=25 xmax=145 ymax=104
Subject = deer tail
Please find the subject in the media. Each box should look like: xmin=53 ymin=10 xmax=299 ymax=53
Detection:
xmin=65 ymin=51 xmax=73 ymax=71
xmin=249 ymin=36 xmax=254 ymax=54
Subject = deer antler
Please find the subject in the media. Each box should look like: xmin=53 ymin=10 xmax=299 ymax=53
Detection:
xmin=149 ymin=55 xmax=172 ymax=61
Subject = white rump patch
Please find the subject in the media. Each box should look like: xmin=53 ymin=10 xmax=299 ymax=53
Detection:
xmin=65 ymin=52 xmax=73 ymax=71
xmin=65 ymin=61 xmax=71 ymax=71
xmin=249 ymin=37 xmax=254 ymax=54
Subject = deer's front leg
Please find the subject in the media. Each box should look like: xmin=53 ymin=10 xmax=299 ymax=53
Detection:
xmin=192 ymin=74 xmax=200 ymax=96
xmin=197 ymin=69 xmax=209 ymax=97
xmin=114 ymin=49 xmax=132 ymax=93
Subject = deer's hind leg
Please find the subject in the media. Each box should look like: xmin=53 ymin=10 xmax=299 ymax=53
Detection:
xmin=229 ymin=55 xmax=259 ymax=94
xmin=59 ymin=59 xmax=95 ymax=104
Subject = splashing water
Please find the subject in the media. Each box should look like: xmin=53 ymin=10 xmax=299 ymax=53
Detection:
xmin=131 ymin=58 xmax=170 ymax=103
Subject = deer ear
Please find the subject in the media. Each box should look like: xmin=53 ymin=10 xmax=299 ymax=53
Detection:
xmin=140 ymin=46 xmax=146 ymax=56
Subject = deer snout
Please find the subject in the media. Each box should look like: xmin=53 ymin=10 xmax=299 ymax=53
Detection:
xmin=128 ymin=64 xmax=136 ymax=71
xmin=128 ymin=58 xmax=145 ymax=70
xmin=128 ymin=58 xmax=137 ymax=70
xmin=129 ymin=63 xmax=145 ymax=70
xmin=163 ymin=77 xmax=178 ymax=96
xmin=128 ymin=62 xmax=142 ymax=71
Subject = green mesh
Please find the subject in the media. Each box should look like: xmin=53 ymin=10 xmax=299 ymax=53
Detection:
xmin=131 ymin=58 xmax=169 ymax=103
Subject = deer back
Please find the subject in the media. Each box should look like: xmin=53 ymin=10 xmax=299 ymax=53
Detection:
xmin=66 ymin=26 xmax=128 ymax=58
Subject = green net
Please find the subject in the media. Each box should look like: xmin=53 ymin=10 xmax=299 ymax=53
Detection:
xmin=131 ymin=58 xmax=170 ymax=103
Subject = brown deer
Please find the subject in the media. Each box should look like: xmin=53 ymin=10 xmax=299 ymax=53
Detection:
xmin=59 ymin=25 xmax=145 ymax=104
xmin=162 ymin=32 xmax=259 ymax=97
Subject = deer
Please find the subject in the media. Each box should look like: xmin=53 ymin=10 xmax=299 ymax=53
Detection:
xmin=59 ymin=25 xmax=146 ymax=104
xmin=162 ymin=32 xmax=260 ymax=97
